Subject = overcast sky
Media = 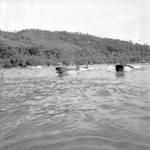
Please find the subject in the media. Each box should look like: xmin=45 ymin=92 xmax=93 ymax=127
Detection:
xmin=0 ymin=0 xmax=150 ymax=44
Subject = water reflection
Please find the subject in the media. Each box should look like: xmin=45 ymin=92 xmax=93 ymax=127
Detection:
xmin=57 ymin=72 xmax=68 ymax=78
xmin=115 ymin=72 xmax=125 ymax=78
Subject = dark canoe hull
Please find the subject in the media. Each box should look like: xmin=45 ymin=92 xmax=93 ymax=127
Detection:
xmin=56 ymin=67 xmax=79 ymax=74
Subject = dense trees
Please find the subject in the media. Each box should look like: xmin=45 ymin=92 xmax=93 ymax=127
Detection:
xmin=0 ymin=29 xmax=150 ymax=68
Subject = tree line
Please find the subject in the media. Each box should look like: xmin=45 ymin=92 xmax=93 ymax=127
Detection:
xmin=0 ymin=29 xmax=150 ymax=68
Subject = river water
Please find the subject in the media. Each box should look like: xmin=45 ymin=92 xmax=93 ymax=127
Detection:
xmin=0 ymin=64 xmax=150 ymax=150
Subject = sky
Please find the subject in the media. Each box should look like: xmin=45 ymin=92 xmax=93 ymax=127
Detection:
xmin=0 ymin=0 xmax=150 ymax=44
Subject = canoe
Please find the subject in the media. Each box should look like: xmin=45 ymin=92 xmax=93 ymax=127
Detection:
xmin=56 ymin=66 xmax=79 ymax=74
xmin=115 ymin=64 xmax=134 ymax=72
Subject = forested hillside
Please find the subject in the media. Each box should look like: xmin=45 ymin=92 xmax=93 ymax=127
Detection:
xmin=0 ymin=29 xmax=150 ymax=67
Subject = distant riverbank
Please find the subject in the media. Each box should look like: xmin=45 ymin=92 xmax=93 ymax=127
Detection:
xmin=0 ymin=29 xmax=150 ymax=68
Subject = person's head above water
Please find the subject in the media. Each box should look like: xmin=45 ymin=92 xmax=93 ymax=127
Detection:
xmin=115 ymin=64 xmax=124 ymax=72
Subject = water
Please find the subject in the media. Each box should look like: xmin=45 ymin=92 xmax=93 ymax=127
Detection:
xmin=0 ymin=64 xmax=150 ymax=150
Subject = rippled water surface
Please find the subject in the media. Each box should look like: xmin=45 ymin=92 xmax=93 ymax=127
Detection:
xmin=0 ymin=64 xmax=150 ymax=150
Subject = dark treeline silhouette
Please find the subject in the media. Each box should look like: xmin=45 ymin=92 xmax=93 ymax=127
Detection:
xmin=0 ymin=29 xmax=150 ymax=67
